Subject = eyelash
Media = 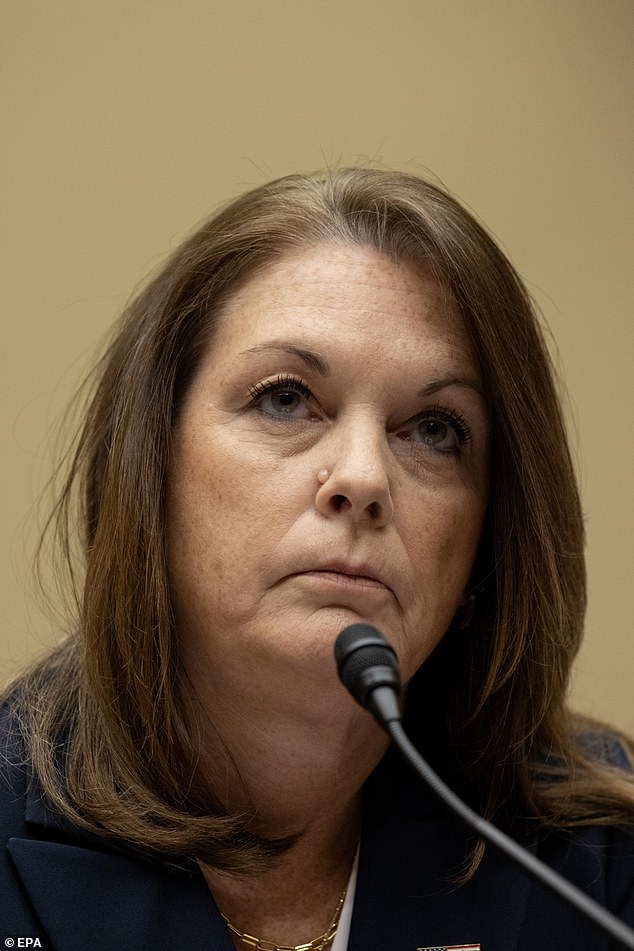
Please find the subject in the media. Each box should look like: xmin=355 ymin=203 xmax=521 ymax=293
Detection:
xmin=247 ymin=374 xmax=312 ymax=404
xmin=247 ymin=376 xmax=472 ymax=451
xmin=414 ymin=405 xmax=472 ymax=447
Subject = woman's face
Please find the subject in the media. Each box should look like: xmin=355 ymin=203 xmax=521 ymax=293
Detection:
xmin=167 ymin=243 xmax=489 ymax=714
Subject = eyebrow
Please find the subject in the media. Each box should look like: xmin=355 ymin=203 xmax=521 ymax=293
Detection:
xmin=418 ymin=376 xmax=484 ymax=398
xmin=242 ymin=344 xmax=331 ymax=376
xmin=242 ymin=342 xmax=483 ymax=398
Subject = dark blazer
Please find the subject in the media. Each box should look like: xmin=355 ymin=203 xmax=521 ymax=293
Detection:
xmin=2 ymin=710 xmax=634 ymax=950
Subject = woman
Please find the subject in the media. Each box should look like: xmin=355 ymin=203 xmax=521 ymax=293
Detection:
xmin=1 ymin=168 xmax=633 ymax=950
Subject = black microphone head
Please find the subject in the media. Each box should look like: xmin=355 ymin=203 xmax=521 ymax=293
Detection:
xmin=334 ymin=623 xmax=401 ymax=710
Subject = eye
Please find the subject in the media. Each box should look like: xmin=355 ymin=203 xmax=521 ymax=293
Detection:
xmin=397 ymin=407 xmax=471 ymax=453
xmin=248 ymin=375 xmax=318 ymax=420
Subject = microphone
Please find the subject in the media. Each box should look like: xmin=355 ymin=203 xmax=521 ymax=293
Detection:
xmin=334 ymin=623 xmax=401 ymax=724
xmin=334 ymin=623 xmax=634 ymax=950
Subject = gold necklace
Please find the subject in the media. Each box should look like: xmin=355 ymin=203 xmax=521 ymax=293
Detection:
xmin=220 ymin=888 xmax=347 ymax=951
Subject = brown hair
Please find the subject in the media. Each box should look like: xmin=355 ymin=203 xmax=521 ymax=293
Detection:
xmin=6 ymin=168 xmax=634 ymax=871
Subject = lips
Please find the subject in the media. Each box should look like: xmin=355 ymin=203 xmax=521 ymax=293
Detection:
xmin=285 ymin=559 xmax=395 ymax=598
xmin=304 ymin=566 xmax=385 ymax=586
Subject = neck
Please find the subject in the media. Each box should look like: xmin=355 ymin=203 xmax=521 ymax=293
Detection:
xmin=201 ymin=799 xmax=360 ymax=948
xmin=187 ymin=669 xmax=387 ymax=946
xmin=184 ymin=660 xmax=388 ymax=835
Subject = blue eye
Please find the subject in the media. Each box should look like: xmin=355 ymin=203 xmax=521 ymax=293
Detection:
xmin=399 ymin=407 xmax=471 ymax=453
xmin=248 ymin=376 xmax=315 ymax=419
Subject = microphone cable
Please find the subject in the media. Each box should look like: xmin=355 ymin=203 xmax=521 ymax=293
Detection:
xmin=335 ymin=622 xmax=634 ymax=950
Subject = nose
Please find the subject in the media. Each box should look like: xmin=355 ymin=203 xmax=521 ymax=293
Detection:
xmin=315 ymin=423 xmax=394 ymax=528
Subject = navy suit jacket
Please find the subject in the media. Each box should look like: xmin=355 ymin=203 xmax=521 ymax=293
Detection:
xmin=2 ymin=710 xmax=634 ymax=950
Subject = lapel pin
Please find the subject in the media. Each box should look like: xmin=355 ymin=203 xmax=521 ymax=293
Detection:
xmin=417 ymin=945 xmax=481 ymax=950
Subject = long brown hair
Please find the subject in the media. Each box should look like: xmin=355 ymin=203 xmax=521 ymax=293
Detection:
xmin=6 ymin=168 xmax=633 ymax=871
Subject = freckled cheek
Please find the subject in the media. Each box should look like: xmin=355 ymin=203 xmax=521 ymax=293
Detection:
xmin=167 ymin=488 xmax=252 ymax=640
xmin=172 ymin=431 xmax=263 ymax=526
xmin=398 ymin=495 xmax=483 ymax=679
xmin=404 ymin=491 xmax=484 ymax=596
xmin=166 ymin=437 xmax=290 ymax=619
xmin=169 ymin=474 xmax=247 ymax=574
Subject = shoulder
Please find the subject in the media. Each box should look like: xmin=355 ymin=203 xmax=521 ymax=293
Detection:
xmin=577 ymin=730 xmax=634 ymax=771
xmin=524 ymin=822 xmax=634 ymax=940
xmin=0 ymin=696 xmax=43 ymax=930
xmin=0 ymin=696 xmax=30 ymax=828
xmin=541 ymin=732 xmax=634 ymax=914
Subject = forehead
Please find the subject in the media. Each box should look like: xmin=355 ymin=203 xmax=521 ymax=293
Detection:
xmin=211 ymin=242 xmax=475 ymax=368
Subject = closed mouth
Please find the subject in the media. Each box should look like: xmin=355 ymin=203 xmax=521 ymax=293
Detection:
xmin=298 ymin=569 xmax=387 ymax=589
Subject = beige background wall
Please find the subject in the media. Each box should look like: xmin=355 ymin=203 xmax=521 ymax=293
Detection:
xmin=2 ymin=1 xmax=633 ymax=731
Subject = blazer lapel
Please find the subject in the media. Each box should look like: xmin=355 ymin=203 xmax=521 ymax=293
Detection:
xmin=8 ymin=837 xmax=233 ymax=951
xmin=8 ymin=778 xmax=234 ymax=951
xmin=349 ymin=768 xmax=535 ymax=951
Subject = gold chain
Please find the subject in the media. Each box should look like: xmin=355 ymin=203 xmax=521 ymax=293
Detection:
xmin=221 ymin=889 xmax=347 ymax=951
